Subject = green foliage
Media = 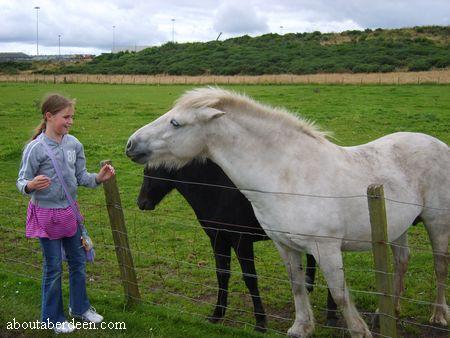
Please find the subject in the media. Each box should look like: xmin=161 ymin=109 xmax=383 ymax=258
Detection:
xmin=0 ymin=62 xmax=32 ymax=74
xmin=51 ymin=26 xmax=450 ymax=75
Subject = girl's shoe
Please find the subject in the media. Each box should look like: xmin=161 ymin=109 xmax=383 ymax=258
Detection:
xmin=70 ymin=306 xmax=103 ymax=323
xmin=54 ymin=321 xmax=75 ymax=334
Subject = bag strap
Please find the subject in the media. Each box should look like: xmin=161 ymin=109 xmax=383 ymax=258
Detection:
xmin=39 ymin=137 xmax=84 ymax=227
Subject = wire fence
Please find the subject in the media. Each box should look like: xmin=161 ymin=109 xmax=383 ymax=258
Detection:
xmin=0 ymin=70 xmax=450 ymax=85
xmin=0 ymin=170 xmax=448 ymax=337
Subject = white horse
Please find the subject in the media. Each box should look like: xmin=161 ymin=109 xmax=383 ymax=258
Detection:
xmin=126 ymin=87 xmax=449 ymax=337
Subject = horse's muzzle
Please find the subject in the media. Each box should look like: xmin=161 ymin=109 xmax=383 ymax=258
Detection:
xmin=125 ymin=138 xmax=137 ymax=157
xmin=125 ymin=139 xmax=151 ymax=164
xmin=137 ymin=198 xmax=155 ymax=211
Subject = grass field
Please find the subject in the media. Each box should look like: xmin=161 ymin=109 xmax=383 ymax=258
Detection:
xmin=0 ymin=83 xmax=449 ymax=337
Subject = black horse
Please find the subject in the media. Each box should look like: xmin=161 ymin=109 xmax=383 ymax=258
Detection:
xmin=137 ymin=159 xmax=338 ymax=331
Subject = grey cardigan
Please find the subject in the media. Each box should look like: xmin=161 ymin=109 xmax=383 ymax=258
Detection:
xmin=17 ymin=133 xmax=99 ymax=208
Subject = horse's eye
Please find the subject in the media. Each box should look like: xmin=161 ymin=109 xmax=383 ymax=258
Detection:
xmin=170 ymin=119 xmax=181 ymax=128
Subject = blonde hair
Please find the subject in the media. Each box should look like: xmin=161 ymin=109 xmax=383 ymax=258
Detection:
xmin=31 ymin=93 xmax=75 ymax=140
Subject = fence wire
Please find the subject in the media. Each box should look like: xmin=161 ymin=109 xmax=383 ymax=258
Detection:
xmin=0 ymin=171 xmax=448 ymax=337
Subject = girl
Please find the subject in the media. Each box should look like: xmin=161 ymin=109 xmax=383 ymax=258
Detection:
xmin=17 ymin=93 xmax=115 ymax=334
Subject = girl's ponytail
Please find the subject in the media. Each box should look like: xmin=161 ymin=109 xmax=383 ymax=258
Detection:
xmin=31 ymin=120 xmax=46 ymax=140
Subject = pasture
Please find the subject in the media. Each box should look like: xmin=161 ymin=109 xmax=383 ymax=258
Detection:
xmin=0 ymin=83 xmax=449 ymax=337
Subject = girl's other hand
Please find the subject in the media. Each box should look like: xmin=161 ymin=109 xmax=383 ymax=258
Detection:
xmin=27 ymin=175 xmax=51 ymax=192
xmin=96 ymin=164 xmax=116 ymax=183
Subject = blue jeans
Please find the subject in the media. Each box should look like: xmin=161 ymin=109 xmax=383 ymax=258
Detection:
xmin=39 ymin=226 xmax=90 ymax=324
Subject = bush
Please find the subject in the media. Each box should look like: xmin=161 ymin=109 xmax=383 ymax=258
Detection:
xmin=429 ymin=55 xmax=450 ymax=68
xmin=379 ymin=64 xmax=396 ymax=73
xmin=408 ymin=59 xmax=432 ymax=71
xmin=0 ymin=62 xmax=32 ymax=74
xmin=352 ymin=64 xmax=380 ymax=73
xmin=41 ymin=26 xmax=449 ymax=75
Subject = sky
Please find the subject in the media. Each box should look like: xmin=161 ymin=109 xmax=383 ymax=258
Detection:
xmin=0 ymin=0 xmax=449 ymax=56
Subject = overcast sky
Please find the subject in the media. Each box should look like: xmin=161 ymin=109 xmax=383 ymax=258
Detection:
xmin=1 ymin=0 xmax=449 ymax=56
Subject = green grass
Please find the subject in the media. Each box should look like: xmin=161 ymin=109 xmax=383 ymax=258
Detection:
xmin=0 ymin=83 xmax=449 ymax=337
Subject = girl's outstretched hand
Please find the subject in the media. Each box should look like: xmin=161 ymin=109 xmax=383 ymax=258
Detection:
xmin=96 ymin=164 xmax=116 ymax=183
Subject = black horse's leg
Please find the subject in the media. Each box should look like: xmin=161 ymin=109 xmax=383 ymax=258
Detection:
xmin=305 ymin=254 xmax=317 ymax=292
xmin=326 ymin=288 xmax=339 ymax=327
xmin=208 ymin=236 xmax=232 ymax=323
xmin=235 ymin=241 xmax=267 ymax=332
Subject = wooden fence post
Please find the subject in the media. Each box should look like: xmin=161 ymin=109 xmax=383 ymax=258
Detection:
xmin=100 ymin=160 xmax=141 ymax=306
xmin=367 ymin=184 xmax=398 ymax=338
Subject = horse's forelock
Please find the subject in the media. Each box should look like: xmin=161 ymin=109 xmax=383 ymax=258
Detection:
xmin=174 ymin=87 xmax=225 ymax=110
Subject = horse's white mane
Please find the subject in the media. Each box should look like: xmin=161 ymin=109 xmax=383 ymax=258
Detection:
xmin=174 ymin=87 xmax=330 ymax=141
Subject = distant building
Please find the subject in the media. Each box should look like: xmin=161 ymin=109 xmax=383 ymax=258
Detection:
xmin=0 ymin=53 xmax=94 ymax=62
xmin=0 ymin=52 xmax=32 ymax=62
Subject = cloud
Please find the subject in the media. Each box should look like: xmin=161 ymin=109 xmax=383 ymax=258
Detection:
xmin=0 ymin=0 xmax=449 ymax=55
xmin=213 ymin=2 xmax=269 ymax=35
xmin=264 ymin=0 xmax=450 ymax=29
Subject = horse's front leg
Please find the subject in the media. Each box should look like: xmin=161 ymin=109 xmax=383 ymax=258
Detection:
xmin=306 ymin=254 xmax=339 ymax=326
xmin=423 ymin=219 xmax=449 ymax=326
xmin=208 ymin=236 xmax=232 ymax=323
xmin=235 ymin=241 xmax=267 ymax=332
xmin=274 ymin=242 xmax=314 ymax=337
xmin=390 ymin=231 xmax=409 ymax=315
xmin=313 ymin=243 xmax=372 ymax=338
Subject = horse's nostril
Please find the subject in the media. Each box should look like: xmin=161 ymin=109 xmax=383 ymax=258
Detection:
xmin=126 ymin=140 xmax=133 ymax=151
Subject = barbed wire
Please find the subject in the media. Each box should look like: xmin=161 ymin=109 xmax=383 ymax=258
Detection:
xmin=110 ymin=209 xmax=450 ymax=259
xmin=4 ymin=170 xmax=450 ymax=214
xmin=6 ymin=231 xmax=440 ymax=312
xmin=1 ymin=239 xmax=447 ymax=336
xmin=132 ymin=171 xmax=450 ymax=213
xmin=2 ymin=245 xmax=446 ymax=319
xmin=0 ymin=266 xmax=399 ymax=338
xmin=4 ymin=265 xmax=447 ymax=337
xmin=0 ymin=201 xmax=448 ymax=288
xmin=1 ymin=173 xmax=448 ymax=337
xmin=1 ymin=225 xmax=444 ymax=294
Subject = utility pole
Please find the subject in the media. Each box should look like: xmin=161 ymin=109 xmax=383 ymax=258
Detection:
xmin=171 ymin=18 xmax=175 ymax=43
xmin=112 ymin=25 xmax=116 ymax=53
xmin=34 ymin=6 xmax=40 ymax=55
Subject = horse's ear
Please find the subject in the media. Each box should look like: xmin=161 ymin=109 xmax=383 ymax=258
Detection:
xmin=197 ymin=107 xmax=225 ymax=122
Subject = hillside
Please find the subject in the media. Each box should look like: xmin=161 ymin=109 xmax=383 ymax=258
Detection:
xmin=2 ymin=26 xmax=450 ymax=76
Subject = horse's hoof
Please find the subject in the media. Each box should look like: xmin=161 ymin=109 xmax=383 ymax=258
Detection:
xmin=369 ymin=312 xmax=380 ymax=331
xmin=207 ymin=316 xmax=223 ymax=324
xmin=364 ymin=329 xmax=373 ymax=338
xmin=347 ymin=329 xmax=373 ymax=338
xmin=287 ymin=323 xmax=314 ymax=338
xmin=352 ymin=323 xmax=373 ymax=338
xmin=429 ymin=314 xmax=448 ymax=327
xmin=287 ymin=331 xmax=303 ymax=338
xmin=326 ymin=316 xmax=339 ymax=328
xmin=254 ymin=317 xmax=267 ymax=333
